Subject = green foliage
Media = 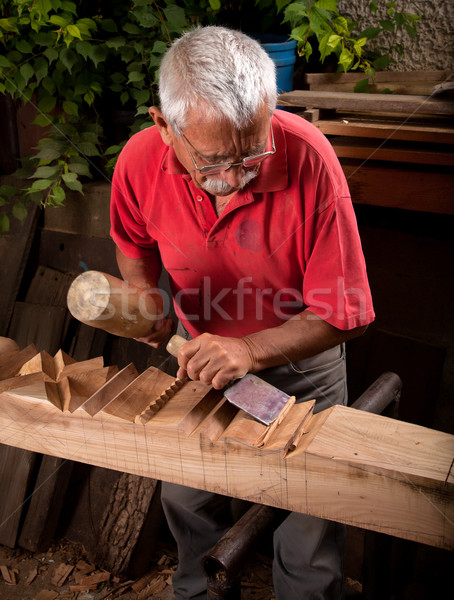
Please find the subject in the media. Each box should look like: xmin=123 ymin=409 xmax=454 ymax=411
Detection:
xmin=0 ymin=0 xmax=422 ymax=233
xmin=0 ymin=0 xmax=219 ymax=232
xmin=277 ymin=0 xmax=421 ymax=78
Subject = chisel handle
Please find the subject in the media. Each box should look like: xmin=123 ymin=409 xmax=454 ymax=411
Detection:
xmin=166 ymin=334 xmax=187 ymax=357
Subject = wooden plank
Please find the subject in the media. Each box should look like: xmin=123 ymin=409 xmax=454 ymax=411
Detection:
xmin=331 ymin=142 xmax=454 ymax=166
xmin=343 ymin=163 xmax=454 ymax=215
xmin=18 ymin=455 xmax=74 ymax=552
xmin=7 ymin=303 xmax=68 ymax=355
xmin=0 ymin=379 xmax=452 ymax=550
xmin=0 ymin=443 xmax=38 ymax=547
xmin=0 ymin=194 xmax=39 ymax=337
xmin=311 ymin=118 xmax=454 ymax=145
xmin=278 ymin=90 xmax=454 ymax=115
xmin=304 ymin=70 xmax=452 ymax=85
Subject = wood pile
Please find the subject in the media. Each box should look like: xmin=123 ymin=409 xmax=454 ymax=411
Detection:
xmin=278 ymin=70 xmax=454 ymax=215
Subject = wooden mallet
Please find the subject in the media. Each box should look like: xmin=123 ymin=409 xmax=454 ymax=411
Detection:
xmin=67 ymin=270 xmax=162 ymax=338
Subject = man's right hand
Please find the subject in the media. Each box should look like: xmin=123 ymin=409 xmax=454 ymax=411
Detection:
xmin=134 ymin=316 xmax=175 ymax=348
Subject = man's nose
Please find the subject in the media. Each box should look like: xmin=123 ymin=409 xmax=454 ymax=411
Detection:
xmin=219 ymin=163 xmax=246 ymax=187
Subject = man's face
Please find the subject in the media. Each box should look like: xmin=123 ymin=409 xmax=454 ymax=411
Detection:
xmin=171 ymin=103 xmax=272 ymax=196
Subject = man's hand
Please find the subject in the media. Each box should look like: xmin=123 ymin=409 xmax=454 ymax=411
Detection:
xmin=176 ymin=333 xmax=254 ymax=389
xmin=135 ymin=317 xmax=174 ymax=348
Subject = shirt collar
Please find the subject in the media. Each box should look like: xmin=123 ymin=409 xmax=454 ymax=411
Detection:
xmin=160 ymin=112 xmax=289 ymax=191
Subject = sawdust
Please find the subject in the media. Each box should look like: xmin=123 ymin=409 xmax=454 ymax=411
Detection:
xmin=0 ymin=538 xmax=276 ymax=600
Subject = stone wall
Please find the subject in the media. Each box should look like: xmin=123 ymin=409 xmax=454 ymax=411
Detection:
xmin=340 ymin=0 xmax=454 ymax=71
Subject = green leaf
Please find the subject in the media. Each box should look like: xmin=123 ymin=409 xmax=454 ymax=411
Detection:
xmin=132 ymin=6 xmax=159 ymax=28
xmin=30 ymin=165 xmax=61 ymax=179
xmin=315 ymin=0 xmax=337 ymax=11
xmin=128 ymin=70 xmax=145 ymax=83
xmin=62 ymin=172 xmax=83 ymax=192
xmin=20 ymin=63 xmax=35 ymax=85
xmin=106 ymin=37 xmax=126 ymax=50
xmin=32 ymin=113 xmax=53 ymax=127
xmin=60 ymin=47 xmax=77 ymax=73
xmin=209 ymin=0 xmax=221 ymax=9
xmin=42 ymin=76 xmax=56 ymax=94
xmin=66 ymin=24 xmax=82 ymax=40
xmin=104 ymin=144 xmax=123 ymax=156
xmin=16 ymin=40 xmax=33 ymax=54
xmin=338 ymin=47 xmax=354 ymax=72
xmin=87 ymin=45 xmax=108 ymax=68
xmin=0 ymin=56 xmax=13 ymax=69
xmin=50 ymin=15 xmax=69 ymax=27
xmin=61 ymin=1 xmax=78 ymax=15
xmin=354 ymin=78 xmax=370 ymax=93
xmin=51 ymin=185 xmax=66 ymax=205
xmin=34 ymin=31 xmax=56 ymax=46
xmin=0 ymin=18 xmax=19 ymax=34
xmin=163 ymin=5 xmax=187 ymax=32
xmin=12 ymin=202 xmax=28 ymax=222
xmin=372 ymin=55 xmax=391 ymax=70
xmin=152 ymin=40 xmax=168 ymax=54
xmin=68 ymin=159 xmax=91 ymax=176
xmin=28 ymin=178 xmax=53 ymax=192
xmin=34 ymin=57 xmax=49 ymax=85
xmin=369 ymin=1 xmax=378 ymax=12
xmin=63 ymin=100 xmax=79 ymax=116
xmin=135 ymin=105 xmax=149 ymax=115
xmin=75 ymin=40 xmax=91 ymax=59
xmin=0 ymin=214 xmax=10 ymax=235
xmin=0 ymin=185 xmax=17 ymax=198
xmin=123 ymin=23 xmax=141 ymax=35
xmin=77 ymin=141 xmax=99 ymax=156
xmin=360 ymin=27 xmax=381 ymax=40
xmin=379 ymin=19 xmax=394 ymax=33
xmin=35 ymin=140 xmax=65 ymax=161
xmin=100 ymin=18 xmax=118 ymax=32
xmin=44 ymin=47 xmax=59 ymax=64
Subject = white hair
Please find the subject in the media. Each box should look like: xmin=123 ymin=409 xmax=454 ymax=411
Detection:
xmin=158 ymin=26 xmax=277 ymax=133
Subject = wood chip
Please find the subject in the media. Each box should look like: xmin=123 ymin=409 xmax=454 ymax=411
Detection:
xmin=34 ymin=591 xmax=59 ymax=600
xmin=137 ymin=576 xmax=167 ymax=599
xmin=0 ymin=564 xmax=18 ymax=584
xmin=25 ymin=566 xmax=39 ymax=586
xmin=74 ymin=570 xmax=110 ymax=587
xmin=51 ymin=563 xmax=74 ymax=586
xmin=75 ymin=559 xmax=95 ymax=574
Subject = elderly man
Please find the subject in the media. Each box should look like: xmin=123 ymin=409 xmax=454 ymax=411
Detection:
xmin=110 ymin=26 xmax=374 ymax=600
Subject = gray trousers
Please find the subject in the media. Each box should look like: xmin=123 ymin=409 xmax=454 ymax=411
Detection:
xmin=161 ymin=334 xmax=347 ymax=600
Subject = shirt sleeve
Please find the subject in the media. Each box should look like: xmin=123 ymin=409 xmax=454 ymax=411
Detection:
xmin=110 ymin=145 xmax=163 ymax=282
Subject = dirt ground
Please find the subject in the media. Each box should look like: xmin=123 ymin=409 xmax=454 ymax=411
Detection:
xmin=0 ymin=538 xmax=276 ymax=600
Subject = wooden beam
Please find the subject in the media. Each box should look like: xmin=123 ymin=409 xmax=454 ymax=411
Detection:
xmin=0 ymin=363 xmax=452 ymax=551
xmin=278 ymin=90 xmax=454 ymax=115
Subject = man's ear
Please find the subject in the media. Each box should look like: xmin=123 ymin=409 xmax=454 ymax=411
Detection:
xmin=149 ymin=107 xmax=174 ymax=146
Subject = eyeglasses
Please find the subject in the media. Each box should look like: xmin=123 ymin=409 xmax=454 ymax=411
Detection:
xmin=180 ymin=124 xmax=275 ymax=175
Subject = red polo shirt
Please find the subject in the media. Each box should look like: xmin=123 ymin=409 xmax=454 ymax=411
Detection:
xmin=110 ymin=110 xmax=374 ymax=338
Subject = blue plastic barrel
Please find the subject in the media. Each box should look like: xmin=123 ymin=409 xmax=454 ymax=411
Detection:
xmin=253 ymin=33 xmax=297 ymax=94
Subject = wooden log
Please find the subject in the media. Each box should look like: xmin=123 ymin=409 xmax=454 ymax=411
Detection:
xmin=66 ymin=270 xmax=161 ymax=338
xmin=0 ymin=374 xmax=452 ymax=551
xmin=94 ymin=474 xmax=161 ymax=577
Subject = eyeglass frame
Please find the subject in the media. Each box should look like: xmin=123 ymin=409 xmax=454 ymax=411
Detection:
xmin=180 ymin=123 xmax=276 ymax=175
